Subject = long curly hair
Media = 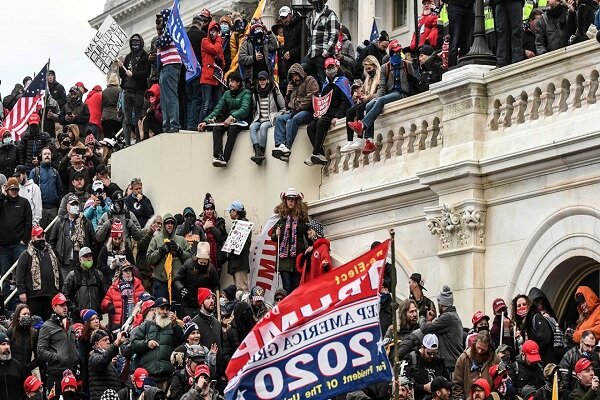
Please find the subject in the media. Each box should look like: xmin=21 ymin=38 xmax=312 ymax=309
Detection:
xmin=274 ymin=197 xmax=309 ymax=220
xmin=510 ymin=294 xmax=530 ymax=328
xmin=398 ymin=299 xmax=418 ymax=331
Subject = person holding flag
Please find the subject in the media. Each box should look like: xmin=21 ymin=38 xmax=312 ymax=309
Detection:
xmin=335 ymin=26 xmax=356 ymax=78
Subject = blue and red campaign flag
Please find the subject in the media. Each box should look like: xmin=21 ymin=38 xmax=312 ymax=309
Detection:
xmin=2 ymin=62 xmax=48 ymax=140
xmin=225 ymin=241 xmax=392 ymax=400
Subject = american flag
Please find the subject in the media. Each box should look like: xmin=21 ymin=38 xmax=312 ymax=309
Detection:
xmin=2 ymin=62 xmax=48 ymax=140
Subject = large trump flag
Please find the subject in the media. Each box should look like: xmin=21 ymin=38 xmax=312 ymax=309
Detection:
xmin=225 ymin=241 xmax=393 ymax=400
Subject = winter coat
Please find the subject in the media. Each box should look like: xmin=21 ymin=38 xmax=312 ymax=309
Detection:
xmin=18 ymin=179 xmax=42 ymax=226
xmin=48 ymin=80 xmax=68 ymax=109
xmin=569 ymin=382 xmax=600 ymax=400
xmin=227 ymin=217 xmax=252 ymax=275
xmin=173 ymin=258 xmax=220 ymax=309
xmin=418 ymin=305 xmax=464 ymax=370
xmin=0 ymin=193 xmax=32 ymax=245
xmin=452 ymin=347 xmax=499 ymax=400
xmin=102 ymin=277 xmax=145 ymax=329
xmin=96 ymin=210 xmax=144 ymax=243
xmin=2 ymin=85 xmax=23 ymax=110
xmin=83 ymin=197 xmax=112 ymax=231
xmin=58 ymin=189 xmax=91 ymax=219
xmin=175 ymin=221 xmax=207 ymax=256
xmin=187 ymin=24 xmax=206 ymax=68
xmin=0 ymin=358 xmax=25 ymax=400
xmin=574 ymin=286 xmax=600 ymax=343
xmin=124 ymin=193 xmax=155 ymax=229
xmin=204 ymin=88 xmax=252 ymax=123
xmin=510 ymin=357 xmax=545 ymax=395
xmin=410 ymin=13 xmax=440 ymax=51
xmin=525 ymin=287 xmax=558 ymax=364
xmin=281 ymin=13 xmax=305 ymax=75
xmin=88 ymin=344 xmax=121 ymax=400
xmin=0 ymin=143 xmax=19 ymax=178
xmin=47 ymin=213 xmax=95 ymax=265
xmin=85 ymin=86 xmax=103 ymax=127
xmin=404 ymin=350 xmax=450 ymax=400
xmin=192 ymin=311 xmax=224 ymax=378
xmin=338 ymin=37 xmax=356 ymax=77
xmin=200 ymin=22 xmax=225 ymax=86
xmin=102 ymin=84 xmax=121 ymax=121
xmin=271 ymin=216 xmax=309 ymax=273
xmin=63 ymin=266 xmax=105 ymax=315
xmin=29 ymin=163 xmax=63 ymax=209
xmin=252 ymin=85 xmax=285 ymax=124
xmin=567 ymin=0 xmax=598 ymax=42
xmin=37 ymin=314 xmax=80 ymax=374
xmin=130 ymin=319 xmax=184 ymax=378
xmin=378 ymin=61 xmax=412 ymax=98
xmin=145 ymin=84 xmax=162 ymax=123
xmin=296 ymin=237 xmax=331 ymax=285
xmin=319 ymin=73 xmax=353 ymax=118
xmin=560 ymin=346 xmax=600 ymax=391
xmin=147 ymin=214 xmax=192 ymax=283
xmin=536 ymin=5 xmax=571 ymax=55
xmin=238 ymin=33 xmax=278 ymax=82
xmin=15 ymin=246 xmax=61 ymax=299
xmin=410 ymin=293 xmax=437 ymax=319
xmin=6 ymin=325 xmax=39 ymax=372
xmin=97 ymin=240 xmax=135 ymax=288
xmin=59 ymin=101 xmax=91 ymax=135
xmin=120 ymin=34 xmax=151 ymax=93
xmin=286 ymin=63 xmax=319 ymax=113
xmin=18 ymin=129 xmax=52 ymax=173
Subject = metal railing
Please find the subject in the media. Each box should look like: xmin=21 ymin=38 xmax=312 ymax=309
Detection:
xmin=2 ymin=215 xmax=60 ymax=306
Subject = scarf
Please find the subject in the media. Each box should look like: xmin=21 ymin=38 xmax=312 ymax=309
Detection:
xmin=257 ymin=82 xmax=272 ymax=97
xmin=28 ymin=242 xmax=60 ymax=291
xmin=279 ymin=215 xmax=299 ymax=259
xmin=69 ymin=214 xmax=86 ymax=252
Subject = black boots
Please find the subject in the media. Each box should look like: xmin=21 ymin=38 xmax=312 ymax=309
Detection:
xmin=251 ymin=144 xmax=265 ymax=165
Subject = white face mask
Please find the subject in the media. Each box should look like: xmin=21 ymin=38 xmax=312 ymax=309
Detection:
xmin=220 ymin=298 xmax=227 ymax=307
xmin=68 ymin=205 xmax=80 ymax=215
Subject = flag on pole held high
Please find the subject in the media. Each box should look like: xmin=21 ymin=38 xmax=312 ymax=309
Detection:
xmin=225 ymin=241 xmax=393 ymax=400
xmin=2 ymin=62 xmax=48 ymax=140
xmin=370 ymin=18 xmax=380 ymax=42
xmin=166 ymin=0 xmax=200 ymax=81
xmin=335 ymin=24 xmax=344 ymax=56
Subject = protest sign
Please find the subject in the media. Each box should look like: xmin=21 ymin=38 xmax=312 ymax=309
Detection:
xmin=225 ymin=241 xmax=392 ymax=400
xmin=85 ymin=15 xmax=128 ymax=74
xmin=249 ymin=215 xmax=282 ymax=303
xmin=312 ymin=91 xmax=332 ymax=119
xmin=222 ymin=220 xmax=254 ymax=255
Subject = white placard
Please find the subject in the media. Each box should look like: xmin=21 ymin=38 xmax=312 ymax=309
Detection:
xmin=222 ymin=220 xmax=254 ymax=255
xmin=85 ymin=15 xmax=128 ymax=74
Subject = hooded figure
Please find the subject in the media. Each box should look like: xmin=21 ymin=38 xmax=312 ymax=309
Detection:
xmin=573 ymin=286 xmax=600 ymax=343
xmin=84 ymin=85 xmax=103 ymax=137
xmin=525 ymin=287 xmax=562 ymax=364
xmin=59 ymin=86 xmax=91 ymax=135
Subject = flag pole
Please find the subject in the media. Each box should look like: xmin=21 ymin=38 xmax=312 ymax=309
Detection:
xmin=390 ymin=228 xmax=400 ymax=400
xmin=414 ymin=0 xmax=420 ymax=52
xmin=40 ymin=58 xmax=50 ymax=134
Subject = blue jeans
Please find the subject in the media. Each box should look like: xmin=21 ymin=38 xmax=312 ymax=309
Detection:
xmin=361 ymin=92 xmax=404 ymax=139
xmin=0 ymin=242 xmax=26 ymax=305
xmin=249 ymin=121 xmax=272 ymax=148
xmin=274 ymin=111 xmax=312 ymax=149
xmin=186 ymin=78 xmax=202 ymax=130
xmin=200 ymin=84 xmax=222 ymax=122
xmin=159 ymin=64 xmax=181 ymax=131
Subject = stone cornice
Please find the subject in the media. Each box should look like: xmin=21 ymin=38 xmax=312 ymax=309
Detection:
xmin=89 ymin=0 xmax=165 ymax=29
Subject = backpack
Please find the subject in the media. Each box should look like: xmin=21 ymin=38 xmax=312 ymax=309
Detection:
xmin=384 ymin=61 xmax=424 ymax=97
xmin=545 ymin=315 xmax=565 ymax=349
xmin=32 ymin=165 xmax=59 ymax=185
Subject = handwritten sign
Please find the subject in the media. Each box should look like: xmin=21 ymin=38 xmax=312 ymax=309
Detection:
xmin=85 ymin=15 xmax=128 ymax=74
xmin=312 ymin=91 xmax=332 ymax=119
xmin=222 ymin=220 xmax=254 ymax=255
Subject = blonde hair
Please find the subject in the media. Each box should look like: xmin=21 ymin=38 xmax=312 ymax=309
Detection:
xmin=107 ymin=73 xmax=120 ymax=86
xmin=362 ymin=55 xmax=381 ymax=98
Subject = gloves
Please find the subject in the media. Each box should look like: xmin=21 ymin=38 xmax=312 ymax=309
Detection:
xmin=181 ymin=288 xmax=188 ymax=298
xmin=168 ymin=241 xmax=180 ymax=255
xmin=159 ymin=244 xmax=169 ymax=256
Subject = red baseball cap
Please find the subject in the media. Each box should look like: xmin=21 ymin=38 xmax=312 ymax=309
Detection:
xmin=388 ymin=39 xmax=402 ymax=52
xmin=195 ymin=364 xmax=211 ymax=378
xmin=75 ymin=82 xmax=88 ymax=93
xmin=471 ymin=311 xmax=489 ymax=326
xmin=492 ymin=298 xmax=508 ymax=314
xmin=28 ymin=113 xmax=40 ymax=125
xmin=133 ymin=367 xmax=149 ymax=389
xmin=51 ymin=293 xmax=69 ymax=307
xmin=24 ymin=375 xmax=42 ymax=393
xmin=575 ymin=358 xmax=593 ymax=374
xmin=522 ymin=340 xmax=542 ymax=363
xmin=32 ymin=226 xmax=45 ymax=238
xmin=324 ymin=57 xmax=339 ymax=69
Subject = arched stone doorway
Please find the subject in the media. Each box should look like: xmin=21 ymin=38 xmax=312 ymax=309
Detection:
xmin=539 ymin=256 xmax=600 ymax=328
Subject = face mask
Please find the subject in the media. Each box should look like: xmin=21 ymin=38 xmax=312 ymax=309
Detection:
xmin=367 ymin=70 xmax=376 ymax=78
xmin=221 ymin=24 xmax=230 ymax=34
xmin=390 ymin=54 xmax=402 ymax=65
xmin=2 ymin=138 xmax=12 ymax=145
xmin=220 ymin=298 xmax=227 ymax=307
xmin=209 ymin=31 xmax=217 ymax=40
xmin=33 ymin=240 xmax=45 ymax=251
xmin=19 ymin=315 xmax=32 ymax=326
xmin=325 ymin=69 xmax=337 ymax=79
xmin=517 ymin=305 xmax=528 ymax=317
xmin=111 ymin=202 xmax=123 ymax=214
xmin=234 ymin=21 xmax=244 ymax=32
xmin=477 ymin=324 xmax=489 ymax=332
xmin=131 ymin=40 xmax=141 ymax=51
xmin=68 ymin=205 xmax=79 ymax=215
xmin=81 ymin=260 xmax=93 ymax=270
xmin=501 ymin=355 xmax=511 ymax=365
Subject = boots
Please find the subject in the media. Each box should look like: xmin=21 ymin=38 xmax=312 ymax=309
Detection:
xmin=251 ymin=144 xmax=265 ymax=165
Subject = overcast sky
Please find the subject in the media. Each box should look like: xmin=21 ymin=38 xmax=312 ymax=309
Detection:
xmin=1 ymin=1 xmax=108 ymax=97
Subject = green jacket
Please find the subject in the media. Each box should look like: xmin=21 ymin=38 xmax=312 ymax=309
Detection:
xmin=131 ymin=319 xmax=184 ymax=378
xmin=205 ymin=88 xmax=252 ymax=122
xmin=147 ymin=213 xmax=192 ymax=283
xmin=569 ymin=383 xmax=600 ymax=400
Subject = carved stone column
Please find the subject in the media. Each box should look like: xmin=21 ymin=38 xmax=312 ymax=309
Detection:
xmin=357 ymin=0 xmax=375 ymax=44
xmin=261 ymin=1 xmax=278 ymax=30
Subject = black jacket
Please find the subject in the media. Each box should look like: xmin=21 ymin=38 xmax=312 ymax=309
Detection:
xmin=568 ymin=382 xmax=600 ymax=400
xmin=192 ymin=311 xmax=224 ymax=378
xmin=36 ymin=314 xmax=80 ymax=374
xmin=124 ymin=194 xmax=155 ymax=229
xmin=355 ymin=42 xmax=388 ymax=76
xmin=536 ymin=5 xmax=571 ymax=55
xmin=48 ymin=213 xmax=95 ymax=265
xmin=168 ymin=369 xmax=193 ymax=400
xmin=510 ymin=357 xmax=545 ymax=395
xmin=97 ymin=241 xmax=135 ymax=288
xmin=187 ymin=25 xmax=207 ymax=69
xmin=18 ymin=128 xmax=53 ymax=173
xmin=6 ymin=325 xmax=39 ymax=373
xmin=282 ymin=14 xmax=305 ymax=74
xmin=63 ymin=266 xmax=105 ymax=317
xmin=0 ymin=193 xmax=32 ymax=245
xmin=0 ymin=143 xmax=19 ymax=178
xmin=15 ymin=245 xmax=62 ymax=299
xmin=120 ymin=34 xmax=151 ymax=93
xmin=173 ymin=258 xmax=220 ymax=309
xmin=567 ymin=0 xmax=598 ymax=43
xmin=0 ymin=357 xmax=25 ymax=400
xmin=320 ymin=74 xmax=353 ymax=118
xmin=404 ymin=350 xmax=450 ymax=400
xmin=59 ymin=102 xmax=91 ymax=135
xmin=88 ymin=344 xmax=121 ymax=400
xmin=48 ymin=81 xmax=68 ymax=109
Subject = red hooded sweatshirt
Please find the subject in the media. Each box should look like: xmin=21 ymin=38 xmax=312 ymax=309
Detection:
xmin=200 ymin=22 xmax=225 ymax=86
xmin=85 ymin=85 xmax=103 ymax=127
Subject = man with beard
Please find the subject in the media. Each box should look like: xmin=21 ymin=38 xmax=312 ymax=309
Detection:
xmin=37 ymin=293 xmax=80 ymax=397
xmin=511 ymin=340 xmax=545 ymax=395
xmin=560 ymin=330 xmax=600 ymax=391
xmin=174 ymin=242 xmax=219 ymax=318
xmin=0 ymin=332 xmax=26 ymax=400
xmin=131 ymin=297 xmax=184 ymax=388
xmin=192 ymin=289 xmax=224 ymax=389
xmin=404 ymin=334 xmax=451 ymax=400
xmin=471 ymin=379 xmax=492 ymax=400
xmin=59 ymin=86 xmax=90 ymax=135
xmin=18 ymin=113 xmax=52 ymax=174
xmin=409 ymin=273 xmax=437 ymax=319
xmin=30 ymin=148 xmax=63 ymax=228
xmin=431 ymin=376 xmax=453 ymax=400
xmin=466 ymin=311 xmax=491 ymax=348
xmin=569 ymin=358 xmax=600 ymax=400
xmin=453 ymin=331 xmax=499 ymax=400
